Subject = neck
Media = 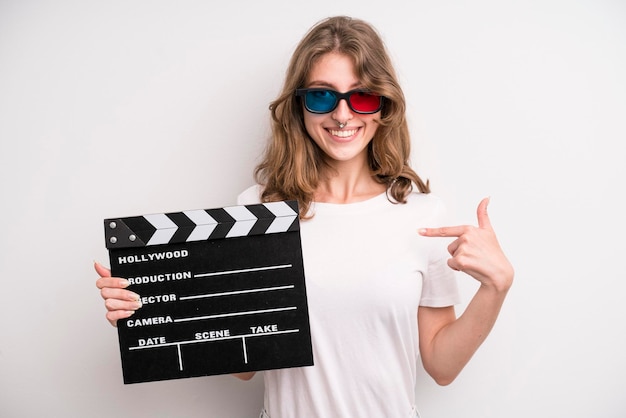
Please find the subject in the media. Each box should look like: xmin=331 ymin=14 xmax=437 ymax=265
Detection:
xmin=315 ymin=157 xmax=386 ymax=204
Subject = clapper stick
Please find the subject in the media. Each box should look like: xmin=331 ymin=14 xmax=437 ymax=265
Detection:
xmin=104 ymin=201 xmax=313 ymax=384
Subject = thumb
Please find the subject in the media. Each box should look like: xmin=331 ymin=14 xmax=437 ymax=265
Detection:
xmin=477 ymin=197 xmax=493 ymax=230
xmin=94 ymin=261 xmax=111 ymax=278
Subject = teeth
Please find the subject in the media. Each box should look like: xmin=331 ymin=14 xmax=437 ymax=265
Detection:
xmin=329 ymin=129 xmax=357 ymax=138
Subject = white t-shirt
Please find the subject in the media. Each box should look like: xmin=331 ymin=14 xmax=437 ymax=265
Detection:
xmin=237 ymin=185 xmax=460 ymax=418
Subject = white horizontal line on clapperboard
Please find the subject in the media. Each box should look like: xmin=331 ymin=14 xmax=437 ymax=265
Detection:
xmin=193 ymin=264 xmax=292 ymax=278
xmin=179 ymin=285 xmax=295 ymax=301
xmin=173 ymin=306 xmax=297 ymax=323
xmin=128 ymin=329 xmax=300 ymax=350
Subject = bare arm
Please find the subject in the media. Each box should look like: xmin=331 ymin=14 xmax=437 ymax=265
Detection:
xmin=232 ymin=372 xmax=257 ymax=380
xmin=417 ymin=198 xmax=514 ymax=385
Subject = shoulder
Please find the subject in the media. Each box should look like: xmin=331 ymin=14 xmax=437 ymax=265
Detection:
xmin=403 ymin=191 xmax=446 ymax=212
xmin=397 ymin=191 xmax=450 ymax=226
xmin=236 ymin=184 xmax=264 ymax=205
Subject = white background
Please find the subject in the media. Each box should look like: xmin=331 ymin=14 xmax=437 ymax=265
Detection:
xmin=1 ymin=0 xmax=625 ymax=417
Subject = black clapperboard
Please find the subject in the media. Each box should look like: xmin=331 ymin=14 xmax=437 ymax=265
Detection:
xmin=104 ymin=201 xmax=313 ymax=384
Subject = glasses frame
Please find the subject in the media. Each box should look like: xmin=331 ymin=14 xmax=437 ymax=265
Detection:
xmin=295 ymin=88 xmax=385 ymax=114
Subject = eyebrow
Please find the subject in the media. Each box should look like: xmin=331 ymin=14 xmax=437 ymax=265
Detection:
xmin=305 ymin=81 xmax=364 ymax=90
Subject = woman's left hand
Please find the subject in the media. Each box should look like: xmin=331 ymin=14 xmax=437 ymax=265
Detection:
xmin=419 ymin=197 xmax=514 ymax=292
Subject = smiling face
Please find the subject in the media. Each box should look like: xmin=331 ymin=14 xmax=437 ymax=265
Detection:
xmin=302 ymin=52 xmax=381 ymax=169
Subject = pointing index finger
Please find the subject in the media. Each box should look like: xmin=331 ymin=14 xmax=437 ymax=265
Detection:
xmin=418 ymin=225 xmax=467 ymax=237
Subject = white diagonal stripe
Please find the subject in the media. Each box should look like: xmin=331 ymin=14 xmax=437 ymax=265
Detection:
xmin=144 ymin=213 xmax=177 ymax=245
xmin=263 ymin=201 xmax=297 ymax=234
xmin=263 ymin=201 xmax=297 ymax=217
xmin=224 ymin=206 xmax=257 ymax=237
xmin=266 ymin=215 xmax=297 ymax=234
xmin=183 ymin=210 xmax=218 ymax=241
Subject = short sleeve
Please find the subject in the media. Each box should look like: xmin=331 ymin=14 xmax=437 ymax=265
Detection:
xmin=236 ymin=184 xmax=263 ymax=205
xmin=418 ymin=196 xmax=461 ymax=307
xmin=419 ymin=245 xmax=461 ymax=307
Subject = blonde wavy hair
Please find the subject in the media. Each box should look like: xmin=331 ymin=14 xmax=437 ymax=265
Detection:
xmin=254 ymin=16 xmax=430 ymax=217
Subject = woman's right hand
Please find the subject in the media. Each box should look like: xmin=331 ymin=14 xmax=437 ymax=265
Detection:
xmin=94 ymin=261 xmax=142 ymax=327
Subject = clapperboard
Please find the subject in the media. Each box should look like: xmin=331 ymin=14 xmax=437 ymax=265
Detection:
xmin=104 ymin=201 xmax=313 ymax=384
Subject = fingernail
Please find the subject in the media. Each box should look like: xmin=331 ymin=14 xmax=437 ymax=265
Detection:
xmin=133 ymin=300 xmax=143 ymax=309
xmin=119 ymin=278 xmax=130 ymax=287
xmin=129 ymin=292 xmax=141 ymax=301
xmin=418 ymin=228 xmax=427 ymax=235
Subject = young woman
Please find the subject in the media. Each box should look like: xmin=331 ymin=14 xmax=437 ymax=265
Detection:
xmin=96 ymin=16 xmax=513 ymax=418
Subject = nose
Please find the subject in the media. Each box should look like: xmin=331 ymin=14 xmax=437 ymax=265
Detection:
xmin=332 ymin=98 xmax=353 ymax=124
